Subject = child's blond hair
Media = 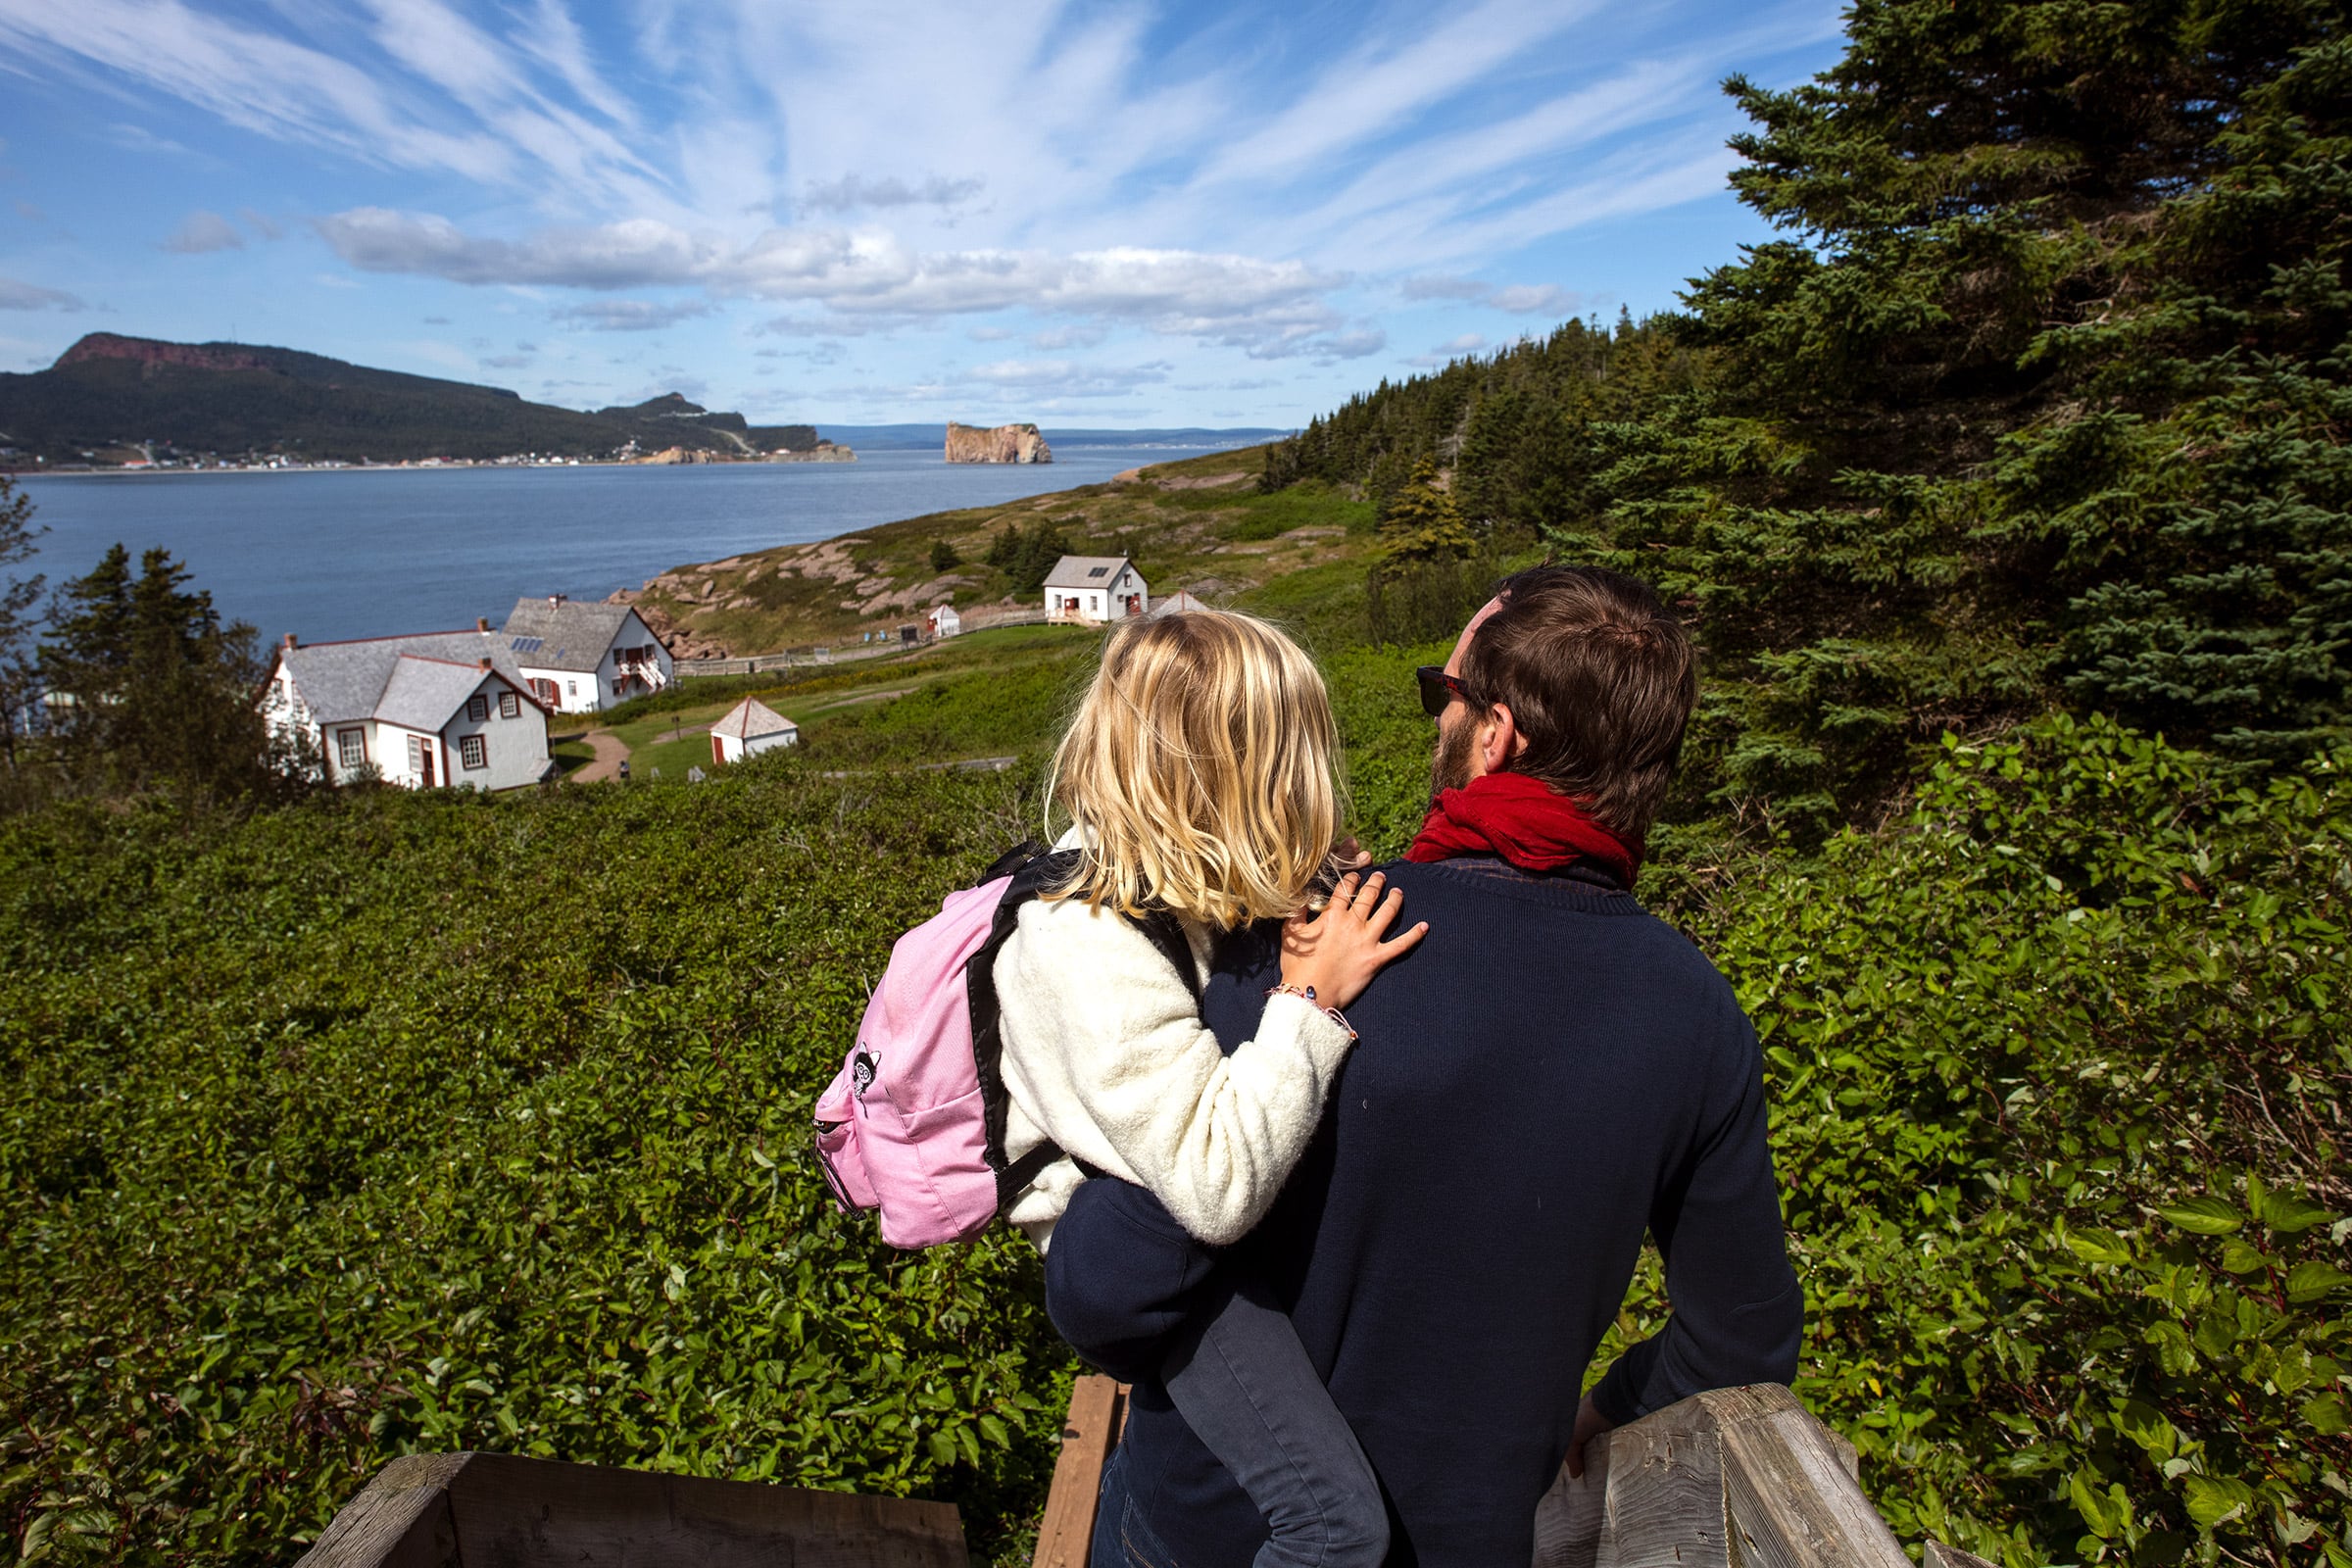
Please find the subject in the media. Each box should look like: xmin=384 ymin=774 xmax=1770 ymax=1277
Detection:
xmin=1046 ymin=610 xmax=1340 ymax=930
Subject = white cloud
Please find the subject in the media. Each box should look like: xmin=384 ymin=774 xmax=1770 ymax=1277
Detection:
xmin=314 ymin=206 xmax=1362 ymax=356
xmin=1489 ymin=284 xmax=1581 ymax=315
xmin=799 ymin=172 xmax=983 ymax=214
xmin=238 ymin=206 xmax=283 ymax=240
xmin=1402 ymin=275 xmax=1494 ymax=302
xmin=0 ymin=276 xmax=85 ymax=310
xmin=552 ymin=298 xmax=713 ymax=331
xmin=1409 ymin=332 xmax=1488 ymax=367
xmin=162 ymin=209 xmax=243 ymax=253
xmin=966 ymin=357 xmax=1170 ymax=397
xmin=316 ymin=208 xmax=710 ymax=287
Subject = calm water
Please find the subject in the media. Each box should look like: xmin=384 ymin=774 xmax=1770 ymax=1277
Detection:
xmin=14 ymin=445 xmax=1234 ymax=644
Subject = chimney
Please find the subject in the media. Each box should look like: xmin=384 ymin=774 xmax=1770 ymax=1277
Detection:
xmin=282 ymin=632 xmax=297 ymax=650
xmin=479 ymin=657 xmax=493 ymax=669
xmin=548 ymin=593 xmax=565 ymax=607
xmin=476 ymin=616 xmax=490 ymax=632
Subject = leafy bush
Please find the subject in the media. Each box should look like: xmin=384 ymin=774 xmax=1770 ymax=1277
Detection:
xmin=0 ymin=762 xmax=1076 ymax=1564
xmin=1663 ymin=719 xmax=2352 ymax=1567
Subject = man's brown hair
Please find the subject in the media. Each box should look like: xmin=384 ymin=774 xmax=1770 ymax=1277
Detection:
xmin=1456 ymin=565 xmax=1696 ymax=846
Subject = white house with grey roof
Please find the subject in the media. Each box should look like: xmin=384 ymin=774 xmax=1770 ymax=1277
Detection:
xmin=263 ymin=628 xmax=553 ymax=792
xmin=503 ymin=596 xmax=673 ymax=714
xmin=1043 ymin=555 xmax=1150 ymax=623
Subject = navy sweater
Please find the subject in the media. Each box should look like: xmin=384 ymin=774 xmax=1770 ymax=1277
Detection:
xmin=1044 ymin=856 xmax=1801 ymax=1568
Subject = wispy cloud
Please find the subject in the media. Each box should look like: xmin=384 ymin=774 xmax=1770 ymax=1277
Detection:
xmin=552 ymin=297 xmax=712 ymax=331
xmin=0 ymin=275 xmax=85 ymax=310
xmin=799 ymin=173 xmax=983 ymax=215
xmin=162 ymin=209 xmax=242 ymax=252
xmin=0 ymin=0 xmax=1849 ymax=418
xmin=316 ymin=206 xmax=1372 ymax=357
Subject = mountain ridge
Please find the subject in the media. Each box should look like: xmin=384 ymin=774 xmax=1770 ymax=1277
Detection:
xmin=0 ymin=334 xmax=818 ymax=465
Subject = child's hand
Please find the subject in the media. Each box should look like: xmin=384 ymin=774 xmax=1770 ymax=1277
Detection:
xmin=1278 ymin=870 xmax=1428 ymax=1013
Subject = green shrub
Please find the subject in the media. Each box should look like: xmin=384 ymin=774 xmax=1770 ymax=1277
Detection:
xmin=0 ymin=765 xmax=1072 ymax=1565
xmin=1666 ymin=718 xmax=2351 ymax=1567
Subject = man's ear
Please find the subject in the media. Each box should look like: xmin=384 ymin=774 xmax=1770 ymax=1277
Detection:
xmin=1478 ymin=704 xmax=1526 ymax=774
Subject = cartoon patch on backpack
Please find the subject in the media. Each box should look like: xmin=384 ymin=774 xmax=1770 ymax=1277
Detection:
xmin=851 ymin=1049 xmax=879 ymax=1098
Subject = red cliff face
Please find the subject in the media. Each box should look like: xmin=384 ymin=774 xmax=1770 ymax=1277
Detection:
xmin=944 ymin=421 xmax=1052 ymax=464
xmin=53 ymin=334 xmax=272 ymax=373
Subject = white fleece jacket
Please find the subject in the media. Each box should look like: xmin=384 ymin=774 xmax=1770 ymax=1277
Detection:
xmin=994 ymin=892 xmax=1354 ymax=1251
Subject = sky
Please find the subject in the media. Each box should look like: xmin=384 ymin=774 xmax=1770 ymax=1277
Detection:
xmin=0 ymin=0 xmax=1848 ymax=430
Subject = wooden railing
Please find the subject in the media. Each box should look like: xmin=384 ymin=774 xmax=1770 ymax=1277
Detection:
xmin=294 ymin=1380 xmax=1990 ymax=1568
xmin=1032 ymin=1378 xmax=1997 ymax=1568
xmin=294 ymin=1450 xmax=966 ymax=1568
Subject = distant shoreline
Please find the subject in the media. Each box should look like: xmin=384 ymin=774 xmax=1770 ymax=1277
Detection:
xmin=8 ymin=439 xmax=1262 ymax=480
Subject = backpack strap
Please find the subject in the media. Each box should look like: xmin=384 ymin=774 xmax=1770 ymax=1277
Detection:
xmin=965 ymin=843 xmax=1205 ymax=1213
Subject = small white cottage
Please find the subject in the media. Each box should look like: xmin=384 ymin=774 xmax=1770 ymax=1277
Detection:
xmin=928 ymin=604 xmax=961 ymax=639
xmin=1043 ymin=556 xmax=1150 ymax=623
xmin=503 ymin=596 xmax=673 ymax=713
xmin=710 ymin=698 xmax=799 ymax=765
xmin=262 ymin=628 xmax=553 ymax=792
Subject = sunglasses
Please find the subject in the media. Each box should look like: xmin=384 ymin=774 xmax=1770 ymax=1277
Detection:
xmin=1414 ymin=665 xmax=1474 ymax=718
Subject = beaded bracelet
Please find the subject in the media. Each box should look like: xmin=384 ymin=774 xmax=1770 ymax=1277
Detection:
xmin=1266 ymin=981 xmax=1357 ymax=1042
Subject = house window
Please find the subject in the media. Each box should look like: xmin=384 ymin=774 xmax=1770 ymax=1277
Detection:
xmin=407 ymin=735 xmax=425 ymax=774
xmin=498 ymin=690 xmax=520 ymax=719
xmin=466 ymin=693 xmax=490 ymax=722
xmin=460 ymin=734 xmax=488 ymax=770
xmin=567 ymin=679 xmax=578 ymax=697
xmin=336 ymin=728 xmax=366 ymax=769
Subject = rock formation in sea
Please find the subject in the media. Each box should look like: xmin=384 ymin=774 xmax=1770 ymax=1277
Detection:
xmin=945 ymin=421 xmax=1052 ymax=464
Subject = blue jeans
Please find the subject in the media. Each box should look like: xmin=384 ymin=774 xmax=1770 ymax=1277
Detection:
xmin=1092 ymin=1447 xmax=1177 ymax=1568
xmin=1093 ymin=1277 xmax=1389 ymax=1568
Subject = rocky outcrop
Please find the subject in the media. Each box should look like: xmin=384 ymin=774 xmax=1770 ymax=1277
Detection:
xmin=945 ymin=421 xmax=1052 ymax=464
xmin=54 ymin=333 xmax=270 ymax=373
xmin=766 ymin=442 xmax=856 ymax=463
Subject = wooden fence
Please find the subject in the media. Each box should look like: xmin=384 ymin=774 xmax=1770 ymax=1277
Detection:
xmin=673 ymin=613 xmax=1061 ymax=680
xmin=295 ymin=1379 xmax=1975 ymax=1568
xmin=1033 ymin=1378 xmax=1997 ymax=1568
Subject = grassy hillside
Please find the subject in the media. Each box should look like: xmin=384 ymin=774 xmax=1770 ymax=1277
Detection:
xmin=3 ymin=631 xmax=2343 ymax=1567
xmin=627 ymin=446 xmax=1380 ymax=657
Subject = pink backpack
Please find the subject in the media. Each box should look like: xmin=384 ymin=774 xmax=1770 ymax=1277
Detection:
xmin=814 ymin=845 xmax=1197 ymax=1249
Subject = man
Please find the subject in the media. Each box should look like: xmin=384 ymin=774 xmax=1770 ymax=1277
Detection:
xmin=1046 ymin=565 xmax=1803 ymax=1568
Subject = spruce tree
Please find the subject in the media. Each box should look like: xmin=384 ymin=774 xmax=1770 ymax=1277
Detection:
xmin=40 ymin=545 xmax=288 ymax=803
xmin=0 ymin=475 xmax=43 ymax=776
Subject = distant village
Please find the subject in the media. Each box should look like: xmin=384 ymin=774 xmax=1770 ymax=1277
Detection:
xmin=264 ymin=553 xmax=1174 ymax=793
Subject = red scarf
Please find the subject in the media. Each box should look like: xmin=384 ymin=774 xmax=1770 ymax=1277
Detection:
xmin=1404 ymin=770 xmax=1640 ymax=885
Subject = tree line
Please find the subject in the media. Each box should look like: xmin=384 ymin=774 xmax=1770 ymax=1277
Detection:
xmin=1264 ymin=0 xmax=2349 ymax=831
xmin=0 ymin=474 xmax=311 ymax=812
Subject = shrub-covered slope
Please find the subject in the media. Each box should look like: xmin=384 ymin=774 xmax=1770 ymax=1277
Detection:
xmin=1 ymin=661 xmax=2344 ymax=1567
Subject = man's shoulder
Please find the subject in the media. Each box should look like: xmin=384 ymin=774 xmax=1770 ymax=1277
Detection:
xmin=1367 ymin=857 xmax=1750 ymax=1029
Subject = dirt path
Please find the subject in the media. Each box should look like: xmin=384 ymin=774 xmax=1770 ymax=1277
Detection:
xmin=575 ymin=731 xmax=630 ymax=783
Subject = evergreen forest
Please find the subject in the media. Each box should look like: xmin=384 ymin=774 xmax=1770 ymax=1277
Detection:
xmin=1 ymin=1 xmax=2347 ymax=1565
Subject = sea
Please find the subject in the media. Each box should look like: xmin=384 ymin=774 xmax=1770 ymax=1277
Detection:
xmin=11 ymin=444 xmax=1254 ymax=645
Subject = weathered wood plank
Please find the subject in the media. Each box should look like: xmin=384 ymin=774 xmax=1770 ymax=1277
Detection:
xmin=297 ymin=1451 xmax=966 ymax=1568
xmin=1533 ymin=1386 xmax=1901 ymax=1568
xmin=1032 ymin=1375 xmax=1126 ymax=1568
xmin=442 ymin=1452 xmax=968 ymax=1568
xmin=1924 ymin=1541 xmax=2000 ymax=1568
xmin=294 ymin=1452 xmax=468 ymax=1568
xmin=1704 ymin=1386 xmax=1911 ymax=1568
xmin=1531 ymin=1426 xmax=1611 ymax=1568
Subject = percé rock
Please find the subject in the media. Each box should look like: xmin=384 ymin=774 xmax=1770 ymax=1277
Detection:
xmin=945 ymin=421 xmax=1052 ymax=464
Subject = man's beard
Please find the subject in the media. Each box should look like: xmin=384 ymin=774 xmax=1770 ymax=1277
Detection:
xmin=1429 ymin=711 xmax=1479 ymax=804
